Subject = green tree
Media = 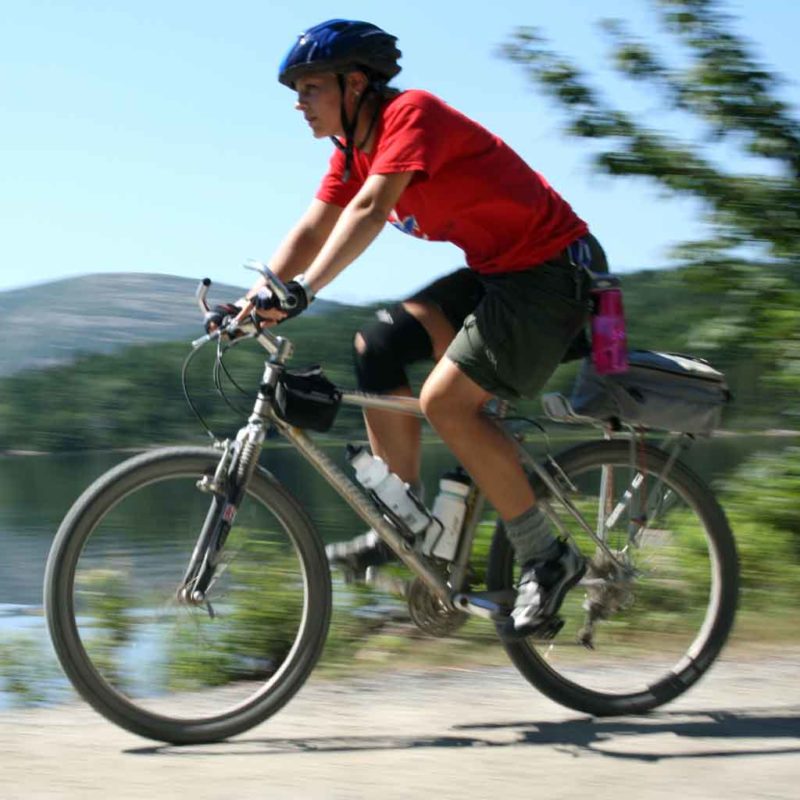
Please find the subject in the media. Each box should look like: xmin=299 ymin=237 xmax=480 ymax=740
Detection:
xmin=501 ymin=0 xmax=800 ymax=619
xmin=501 ymin=0 xmax=799 ymax=417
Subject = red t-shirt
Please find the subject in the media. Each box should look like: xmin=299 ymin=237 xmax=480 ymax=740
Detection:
xmin=315 ymin=90 xmax=588 ymax=275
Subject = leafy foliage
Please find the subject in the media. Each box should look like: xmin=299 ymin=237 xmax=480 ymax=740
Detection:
xmin=0 ymin=634 xmax=64 ymax=706
xmin=500 ymin=0 xmax=800 ymax=400
xmin=501 ymin=0 xmax=800 ymax=623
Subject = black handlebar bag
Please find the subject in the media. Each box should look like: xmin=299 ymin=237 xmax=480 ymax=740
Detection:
xmin=272 ymin=366 xmax=342 ymax=432
xmin=569 ymin=350 xmax=731 ymax=434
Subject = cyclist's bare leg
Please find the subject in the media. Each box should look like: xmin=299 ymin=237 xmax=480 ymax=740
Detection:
xmin=420 ymin=357 xmax=585 ymax=636
xmin=360 ymin=385 xmax=421 ymax=483
xmin=359 ymin=300 xmax=456 ymax=483
xmin=419 ymin=356 xmax=535 ymax=520
xmin=328 ymin=302 xmax=457 ymax=579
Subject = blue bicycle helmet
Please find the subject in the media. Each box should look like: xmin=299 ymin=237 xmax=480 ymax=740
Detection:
xmin=278 ymin=19 xmax=401 ymax=89
xmin=279 ymin=20 xmax=402 ymax=182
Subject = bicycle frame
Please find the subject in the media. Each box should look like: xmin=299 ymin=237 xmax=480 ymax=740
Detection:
xmin=39 ymin=274 xmax=735 ymax=747
xmin=274 ymin=391 xmax=490 ymax=603
xmin=192 ymin=275 xmax=692 ymax=620
xmin=273 ymin=393 xmax=671 ymax=606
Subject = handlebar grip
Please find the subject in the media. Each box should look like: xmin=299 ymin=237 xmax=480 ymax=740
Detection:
xmin=192 ymin=330 xmax=219 ymax=349
xmin=196 ymin=279 xmax=212 ymax=313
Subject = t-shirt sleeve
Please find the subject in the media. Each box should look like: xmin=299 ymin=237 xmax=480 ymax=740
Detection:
xmin=315 ymin=148 xmax=362 ymax=207
xmin=368 ymin=99 xmax=447 ymax=181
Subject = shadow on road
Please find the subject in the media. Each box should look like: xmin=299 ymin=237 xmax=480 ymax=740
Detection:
xmin=127 ymin=705 xmax=800 ymax=762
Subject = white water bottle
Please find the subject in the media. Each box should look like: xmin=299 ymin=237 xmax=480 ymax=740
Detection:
xmin=347 ymin=446 xmax=432 ymax=534
xmin=424 ymin=468 xmax=471 ymax=561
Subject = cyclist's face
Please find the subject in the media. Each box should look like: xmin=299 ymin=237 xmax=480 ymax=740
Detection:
xmin=295 ymin=73 xmax=343 ymax=138
xmin=294 ymin=72 xmax=366 ymax=138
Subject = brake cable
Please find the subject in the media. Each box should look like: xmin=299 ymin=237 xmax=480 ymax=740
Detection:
xmin=215 ymin=339 xmax=256 ymax=418
xmin=181 ymin=344 xmax=216 ymax=441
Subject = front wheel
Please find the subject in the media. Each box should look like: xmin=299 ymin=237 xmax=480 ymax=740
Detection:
xmin=44 ymin=446 xmax=331 ymax=744
xmin=487 ymin=440 xmax=738 ymax=716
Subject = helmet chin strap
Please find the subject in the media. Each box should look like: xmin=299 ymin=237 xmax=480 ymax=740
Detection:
xmin=329 ymin=74 xmax=383 ymax=183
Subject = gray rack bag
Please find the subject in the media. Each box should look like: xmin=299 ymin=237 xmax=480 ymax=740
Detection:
xmin=566 ymin=350 xmax=731 ymax=434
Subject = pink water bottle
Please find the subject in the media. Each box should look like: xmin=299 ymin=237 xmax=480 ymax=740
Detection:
xmin=590 ymin=275 xmax=629 ymax=375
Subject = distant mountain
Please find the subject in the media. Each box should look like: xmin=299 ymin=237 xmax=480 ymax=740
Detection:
xmin=0 ymin=265 xmax=786 ymax=449
xmin=0 ymin=273 xmax=344 ymax=376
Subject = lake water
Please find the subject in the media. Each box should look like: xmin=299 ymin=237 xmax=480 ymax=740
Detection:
xmin=0 ymin=433 xmax=793 ymax=707
xmin=1 ymin=434 xmax=794 ymax=608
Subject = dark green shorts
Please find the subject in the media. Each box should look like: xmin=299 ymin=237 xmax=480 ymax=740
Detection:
xmin=409 ymin=235 xmax=604 ymax=400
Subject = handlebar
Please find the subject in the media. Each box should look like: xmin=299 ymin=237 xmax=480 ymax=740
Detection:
xmin=195 ymin=277 xmax=212 ymax=314
xmin=191 ymin=262 xmax=294 ymax=359
xmin=195 ymin=260 xmax=295 ymax=317
xmin=243 ymin=259 xmax=298 ymax=310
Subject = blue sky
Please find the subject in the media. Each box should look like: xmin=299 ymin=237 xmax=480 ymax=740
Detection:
xmin=2 ymin=1 xmax=797 ymax=303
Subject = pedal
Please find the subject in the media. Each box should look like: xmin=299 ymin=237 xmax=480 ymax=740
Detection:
xmin=452 ymin=590 xmax=516 ymax=620
xmin=497 ymin=613 xmax=565 ymax=642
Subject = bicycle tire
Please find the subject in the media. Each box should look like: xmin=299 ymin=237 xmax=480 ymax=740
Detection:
xmin=44 ymin=446 xmax=331 ymax=744
xmin=486 ymin=439 xmax=738 ymax=716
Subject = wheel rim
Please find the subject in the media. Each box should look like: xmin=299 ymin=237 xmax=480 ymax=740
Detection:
xmin=516 ymin=452 xmax=726 ymax=699
xmin=66 ymin=464 xmax=313 ymax=725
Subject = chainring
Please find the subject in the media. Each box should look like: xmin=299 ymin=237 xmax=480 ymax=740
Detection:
xmin=406 ymin=576 xmax=469 ymax=638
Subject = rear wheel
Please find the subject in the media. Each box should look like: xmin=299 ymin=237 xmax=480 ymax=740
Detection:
xmin=487 ymin=440 xmax=738 ymax=716
xmin=45 ymin=446 xmax=331 ymax=744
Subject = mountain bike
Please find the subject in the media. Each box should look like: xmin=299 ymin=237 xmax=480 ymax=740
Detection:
xmin=44 ymin=263 xmax=739 ymax=745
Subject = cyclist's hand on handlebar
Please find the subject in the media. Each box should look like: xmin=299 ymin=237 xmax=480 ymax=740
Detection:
xmin=203 ymin=300 xmax=250 ymax=336
xmin=251 ymin=280 xmax=310 ymax=325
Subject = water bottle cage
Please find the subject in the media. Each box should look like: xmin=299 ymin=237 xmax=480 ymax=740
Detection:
xmin=367 ymin=487 xmax=431 ymax=541
xmin=419 ymin=518 xmax=447 ymax=558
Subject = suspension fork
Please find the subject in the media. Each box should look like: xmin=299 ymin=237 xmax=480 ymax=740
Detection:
xmin=179 ymin=419 xmax=267 ymax=604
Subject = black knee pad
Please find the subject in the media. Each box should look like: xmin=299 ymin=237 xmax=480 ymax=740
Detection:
xmin=353 ymin=304 xmax=434 ymax=392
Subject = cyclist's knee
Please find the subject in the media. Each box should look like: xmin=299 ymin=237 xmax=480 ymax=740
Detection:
xmin=419 ymin=377 xmax=460 ymax=426
xmin=421 ymin=363 xmax=489 ymax=426
xmin=419 ymin=379 xmax=442 ymax=421
xmin=353 ymin=304 xmax=433 ymax=393
xmin=400 ymin=300 xmax=456 ymax=360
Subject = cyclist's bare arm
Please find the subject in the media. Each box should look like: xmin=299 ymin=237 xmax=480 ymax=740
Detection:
xmin=234 ymin=198 xmax=342 ymax=325
xmin=302 ymin=172 xmax=414 ymax=295
xmin=242 ymin=172 xmax=413 ymax=326
xmin=243 ymin=198 xmax=342 ymax=299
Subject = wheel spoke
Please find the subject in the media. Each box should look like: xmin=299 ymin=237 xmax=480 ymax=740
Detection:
xmin=45 ymin=448 xmax=331 ymax=743
xmin=488 ymin=441 xmax=737 ymax=715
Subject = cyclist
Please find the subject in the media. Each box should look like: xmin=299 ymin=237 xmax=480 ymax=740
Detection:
xmin=224 ymin=19 xmax=608 ymax=639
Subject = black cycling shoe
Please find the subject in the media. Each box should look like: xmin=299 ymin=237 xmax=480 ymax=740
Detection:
xmin=325 ymin=531 xmax=396 ymax=584
xmin=499 ymin=540 xmax=586 ymax=641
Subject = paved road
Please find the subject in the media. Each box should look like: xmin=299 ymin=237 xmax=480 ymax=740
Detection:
xmin=2 ymin=650 xmax=799 ymax=799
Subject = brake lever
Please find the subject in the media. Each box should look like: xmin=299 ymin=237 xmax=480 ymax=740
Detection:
xmin=243 ymin=260 xmax=298 ymax=310
xmin=192 ymin=278 xmax=245 ymax=346
xmin=191 ymin=272 xmax=283 ymax=352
